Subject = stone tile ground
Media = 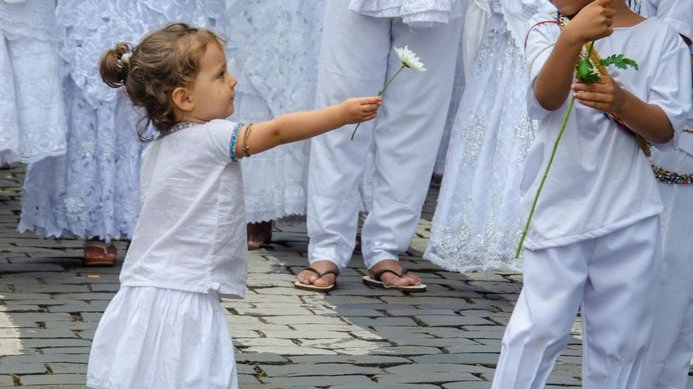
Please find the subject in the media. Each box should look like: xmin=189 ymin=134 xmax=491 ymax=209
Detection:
xmin=0 ymin=164 xmax=690 ymax=388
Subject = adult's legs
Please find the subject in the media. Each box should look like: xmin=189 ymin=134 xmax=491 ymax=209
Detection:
xmin=302 ymin=1 xmax=391 ymax=287
xmin=361 ymin=17 xmax=464 ymax=286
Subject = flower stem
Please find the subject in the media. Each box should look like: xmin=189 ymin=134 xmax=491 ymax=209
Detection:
xmin=379 ymin=65 xmax=406 ymax=97
xmin=515 ymin=97 xmax=576 ymax=258
xmin=350 ymin=64 xmax=407 ymax=140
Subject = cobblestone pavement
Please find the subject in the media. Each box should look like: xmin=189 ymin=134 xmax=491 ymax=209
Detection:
xmin=0 ymin=164 xmax=690 ymax=388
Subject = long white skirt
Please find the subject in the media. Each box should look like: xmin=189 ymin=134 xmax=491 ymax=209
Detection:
xmin=87 ymin=286 xmax=237 ymax=389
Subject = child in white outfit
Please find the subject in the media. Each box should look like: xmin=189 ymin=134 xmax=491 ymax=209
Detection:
xmin=86 ymin=22 xmax=381 ymax=389
xmin=491 ymin=0 xmax=691 ymax=387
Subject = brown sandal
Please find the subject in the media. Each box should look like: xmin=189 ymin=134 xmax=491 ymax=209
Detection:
xmin=83 ymin=240 xmax=117 ymax=266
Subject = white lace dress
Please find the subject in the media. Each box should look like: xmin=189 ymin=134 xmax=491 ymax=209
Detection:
xmin=225 ymin=0 xmax=325 ymax=223
xmin=424 ymin=0 xmax=548 ymax=273
xmin=19 ymin=0 xmax=230 ymax=241
xmin=0 ymin=0 xmax=67 ymax=165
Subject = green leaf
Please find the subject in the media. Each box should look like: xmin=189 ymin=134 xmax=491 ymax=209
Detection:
xmin=600 ymin=54 xmax=639 ymax=70
xmin=576 ymin=59 xmax=600 ymax=83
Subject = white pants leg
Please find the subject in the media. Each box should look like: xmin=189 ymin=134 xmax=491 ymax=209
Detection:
xmin=360 ymin=17 xmax=464 ymax=268
xmin=307 ymin=1 xmax=391 ymax=269
xmin=492 ymin=240 xmax=590 ymax=389
xmin=581 ymin=216 xmax=659 ymax=388
xmin=640 ymin=151 xmax=693 ymax=389
xmin=492 ymin=216 xmax=660 ymax=389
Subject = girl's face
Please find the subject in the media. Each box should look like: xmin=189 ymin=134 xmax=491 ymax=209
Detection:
xmin=187 ymin=43 xmax=237 ymax=122
xmin=550 ymin=0 xmax=593 ymax=16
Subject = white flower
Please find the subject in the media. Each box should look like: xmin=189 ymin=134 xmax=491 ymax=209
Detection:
xmin=120 ymin=53 xmax=132 ymax=65
xmin=394 ymin=46 xmax=426 ymax=72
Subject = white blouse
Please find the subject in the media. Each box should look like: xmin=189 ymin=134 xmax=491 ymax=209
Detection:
xmin=120 ymin=120 xmax=248 ymax=298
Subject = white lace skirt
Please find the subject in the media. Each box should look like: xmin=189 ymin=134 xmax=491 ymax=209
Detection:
xmin=227 ymin=0 xmax=324 ymax=222
xmin=424 ymin=9 xmax=533 ymax=273
xmin=0 ymin=18 xmax=67 ymax=164
xmin=87 ymin=286 xmax=237 ymax=389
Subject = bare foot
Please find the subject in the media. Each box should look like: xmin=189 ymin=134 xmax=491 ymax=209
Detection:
xmin=368 ymin=259 xmax=421 ymax=287
xmin=296 ymin=260 xmax=339 ymax=288
xmin=247 ymin=221 xmax=272 ymax=250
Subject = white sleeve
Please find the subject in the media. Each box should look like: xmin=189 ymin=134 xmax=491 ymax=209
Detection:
xmin=648 ymin=31 xmax=692 ymax=151
xmin=524 ymin=14 xmax=560 ymax=120
xmin=204 ymin=119 xmax=244 ymax=164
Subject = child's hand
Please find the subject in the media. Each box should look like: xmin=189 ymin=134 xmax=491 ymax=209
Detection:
xmin=572 ymin=75 xmax=625 ymax=113
xmin=563 ymin=0 xmax=615 ymax=44
xmin=340 ymin=97 xmax=382 ymax=125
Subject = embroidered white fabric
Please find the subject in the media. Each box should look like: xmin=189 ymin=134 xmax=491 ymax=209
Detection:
xmin=0 ymin=0 xmax=67 ymax=164
xmin=19 ymin=0 xmax=230 ymax=241
xmin=226 ymin=0 xmax=324 ymax=222
xmin=424 ymin=0 xmax=536 ymax=273
xmin=348 ymin=0 xmax=465 ymax=27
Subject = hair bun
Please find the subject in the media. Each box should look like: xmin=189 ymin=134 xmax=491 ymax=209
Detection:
xmin=100 ymin=42 xmax=133 ymax=88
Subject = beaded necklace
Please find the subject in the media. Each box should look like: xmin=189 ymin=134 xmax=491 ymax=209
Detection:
xmin=167 ymin=121 xmax=197 ymax=135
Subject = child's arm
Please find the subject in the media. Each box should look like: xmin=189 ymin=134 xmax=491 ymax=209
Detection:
xmin=235 ymin=97 xmax=382 ymax=157
xmin=533 ymin=0 xmax=615 ymax=110
xmin=572 ymin=76 xmax=675 ymax=143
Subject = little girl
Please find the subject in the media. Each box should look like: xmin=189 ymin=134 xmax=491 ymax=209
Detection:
xmin=86 ymin=22 xmax=381 ymax=389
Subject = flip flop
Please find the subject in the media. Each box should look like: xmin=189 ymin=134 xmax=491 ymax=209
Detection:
xmin=293 ymin=266 xmax=339 ymax=292
xmin=362 ymin=268 xmax=426 ymax=292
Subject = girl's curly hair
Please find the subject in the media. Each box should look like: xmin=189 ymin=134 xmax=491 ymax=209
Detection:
xmin=100 ymin=22 xmax=225 ymax=141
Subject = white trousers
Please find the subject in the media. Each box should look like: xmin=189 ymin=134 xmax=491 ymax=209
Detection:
xmin=492 ymin=216 xmax=660 ymax=389
xmin=307 ymin=0 xmax=464 ymax=269
xmin=640 ymin=150 xmax=693 ymax=389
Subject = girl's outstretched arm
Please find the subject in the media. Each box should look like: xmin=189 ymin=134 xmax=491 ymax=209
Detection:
xmin=235 ymin=96 xmax=382 ymax=157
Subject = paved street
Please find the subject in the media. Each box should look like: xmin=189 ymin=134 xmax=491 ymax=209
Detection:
xmin=0 ymin=163 xmax=690 ymax=388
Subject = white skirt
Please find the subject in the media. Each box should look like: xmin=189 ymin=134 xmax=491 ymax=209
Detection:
xmin=87 ymin=286 xmax=237 ymax=389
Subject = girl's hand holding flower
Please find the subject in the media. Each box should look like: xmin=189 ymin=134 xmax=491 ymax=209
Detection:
xmin=340 ymin=97 xmax=383 ymax=125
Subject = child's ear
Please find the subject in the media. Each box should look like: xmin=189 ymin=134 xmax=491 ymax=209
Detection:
xmin=171 ymin=86 xmax=194 ymax=112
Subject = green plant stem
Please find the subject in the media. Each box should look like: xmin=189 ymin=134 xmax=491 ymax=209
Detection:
xmin=515 ymin=97 xmax=576 ymax=258
xmin=379 ymin=65 xmax=406 ymax=96
xmin=350 ymin=64 xmax=407 ymax=140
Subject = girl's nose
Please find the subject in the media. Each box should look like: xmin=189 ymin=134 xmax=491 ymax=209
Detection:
xmin=229 ymin=74 xmax=237 ymax=88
